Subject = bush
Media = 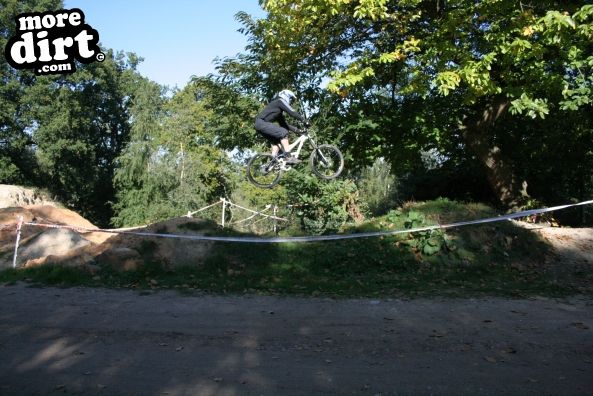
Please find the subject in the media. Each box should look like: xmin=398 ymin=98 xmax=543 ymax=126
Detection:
xmin=356 ymin=158 xmax=400 ymax=216
xmin=282 ymin=172 xmax=365 ymax=234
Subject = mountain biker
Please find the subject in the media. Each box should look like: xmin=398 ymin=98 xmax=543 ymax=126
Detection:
xmin=254 ymin=89 xmax=310 ymax=164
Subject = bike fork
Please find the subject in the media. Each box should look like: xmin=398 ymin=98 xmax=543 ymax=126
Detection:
xmin=315 ymin=148 xmax=330 ymax=166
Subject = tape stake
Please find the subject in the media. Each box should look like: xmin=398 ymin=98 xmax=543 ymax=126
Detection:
xmin=12 ymin=216 xmax=24 ymax=269
xmin=221 ymin=198 xmax=227 ymax=228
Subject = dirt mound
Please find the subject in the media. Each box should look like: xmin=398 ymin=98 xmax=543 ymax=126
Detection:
xmin=18 ymin=228 xmax=92 ymax=263
xmin=1 ymin=211 xmax=73 ymax=269
xmin=0 ymin=205 xmax=103 ymax=246
xmin=527 ymin=224 xmax=593 ymax=291
xmin=92 ymin=217 xmax=216 ymax=270
xmin=0 ymin=185 xmax=56 ymax=208
xmin=0 ymin=192 xmax=108 ymax=269
xmin=0 ymin=199 xmax=216 ymax=270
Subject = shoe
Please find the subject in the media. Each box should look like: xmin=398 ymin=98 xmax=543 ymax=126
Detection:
xmin=259 ymin=164 xmax=272 ymax=174
xmin=284 ymin=154 xmax=302 ymax=165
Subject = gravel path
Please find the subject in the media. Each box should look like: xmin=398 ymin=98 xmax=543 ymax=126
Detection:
xmin=1 ymin=284 xmax=592 ymax=395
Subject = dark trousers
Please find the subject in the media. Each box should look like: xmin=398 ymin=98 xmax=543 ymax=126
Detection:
xmin=255 ymin=118 xmax=288 ymax=145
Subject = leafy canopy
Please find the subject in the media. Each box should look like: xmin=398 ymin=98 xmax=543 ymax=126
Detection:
xmin=261 ymin=0 xmax=592 ymax=118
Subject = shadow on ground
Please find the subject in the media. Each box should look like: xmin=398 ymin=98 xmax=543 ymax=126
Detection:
xmin=0 ymin=284 xmax=592 ymax=395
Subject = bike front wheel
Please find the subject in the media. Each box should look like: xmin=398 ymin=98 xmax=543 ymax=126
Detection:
xmin=310 ymin=144 xmax=344 ymax=179
xmin=247 ymin=153 xmax=282 ymax=188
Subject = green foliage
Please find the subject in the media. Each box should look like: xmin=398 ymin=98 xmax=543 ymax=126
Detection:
xmin=112 ymin=79 xmax=236 ymax=227
xmin=307 ymin=1 xmax=592 ymax=117
xmin=1 ymin=38 xmax=142 ymax=225
xmin=386 ymin=209 xmax=449 ymax=256
xmin=187 ymin=77 xmax=262 ymax=152
xmin=355 ymin=157 xmax=399 ymax=216
xmin=509 ymin=94 xmax=550 ymax=119
xmin=0 ymin=157 xmax=26 ymax=184
xmin=282 ymin=172 xmax=363 ymax=234
xmin=0 ymin=0 xmax=151 ymax=225
xmin=223 ymin=0 xmax=593 ymax=212
xmin=0 ymin=0 xmax=63 ymax=186
xmin=382 ymin=198 xmax=509 ymax=258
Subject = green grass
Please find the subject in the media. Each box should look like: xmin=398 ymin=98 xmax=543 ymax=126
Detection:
xmin=0 ymin=265 xmax=97 ymax=287
xmin=0 ymin=199 xmax=585 ymax=298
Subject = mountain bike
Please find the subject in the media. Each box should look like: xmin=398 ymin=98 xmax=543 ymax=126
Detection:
xmin=246 ymin=128 xmax=344 ymax=188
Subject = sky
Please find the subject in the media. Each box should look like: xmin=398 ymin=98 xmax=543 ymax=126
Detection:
xmin=62 ymin=1 xmax=266 ymax=88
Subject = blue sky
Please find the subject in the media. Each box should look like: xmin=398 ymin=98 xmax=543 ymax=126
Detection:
xmin=63 ymin=1 xmax=266 ymax=88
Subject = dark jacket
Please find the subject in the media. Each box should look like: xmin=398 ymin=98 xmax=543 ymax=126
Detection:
xmin=255 ymin=98 xmax=305 ymax=133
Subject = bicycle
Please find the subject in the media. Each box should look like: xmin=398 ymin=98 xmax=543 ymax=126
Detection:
xmin=246 ymin=128 xmax=344 ymax=188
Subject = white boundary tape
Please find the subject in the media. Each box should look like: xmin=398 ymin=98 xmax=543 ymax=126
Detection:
xmin=4 ymin=199 xmax=591 ymax=244
xmin=186 ymin=198 xmax=288 ymax=223
xmin=225 ymin=199 xmax=288 ymax=222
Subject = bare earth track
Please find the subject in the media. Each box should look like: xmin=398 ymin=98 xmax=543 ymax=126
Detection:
xmin=0 ymin=266 xmax=592 ymax=395
xmin=520 ymin=224 xmax=593 ymax=293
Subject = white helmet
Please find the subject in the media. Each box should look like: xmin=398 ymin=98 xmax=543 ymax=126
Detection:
xmin=278 ymin=89 xmax=297 ymax=106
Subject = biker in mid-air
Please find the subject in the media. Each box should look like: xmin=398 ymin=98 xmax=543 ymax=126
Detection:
xmin=254 ymin=89 xmax=310 ymax=165
xmin=247 ymin=90 xmax=344 ymax=188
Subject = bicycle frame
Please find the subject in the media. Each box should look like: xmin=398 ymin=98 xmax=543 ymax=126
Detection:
xmin=285 ymin=134 xmax=309 ymax=158
xmin=248 ymin=127 xmax=344 ymax=187
xmin=281 ymin=130 xmax=320 ymax=158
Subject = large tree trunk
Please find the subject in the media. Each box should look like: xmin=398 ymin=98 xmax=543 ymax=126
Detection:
xmin=460 ymin=97 xmax=529 ymax=209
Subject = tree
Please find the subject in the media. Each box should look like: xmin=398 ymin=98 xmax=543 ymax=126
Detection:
xmin=0 ymin=0 xmax=62 ymax=184
xmin=112 ymin=80 xmax=235 ymax=227
xmin=1 ymin=0 xmax=143 ymax=225
xmin=188 ymin=76 xmax=263 ymax=154
xmin=229 ymin=0 xmax=593 ymax=208
xmin=24 ymin=51 xmax=140 ymax=225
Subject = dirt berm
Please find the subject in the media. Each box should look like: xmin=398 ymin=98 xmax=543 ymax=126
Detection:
xmin=0 ymin=186 xmax=215 ymax=271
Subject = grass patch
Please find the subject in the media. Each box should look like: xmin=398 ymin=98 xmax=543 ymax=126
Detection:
xmin=0 ymin=265 xmax=97 ymax=287
xmin=0 ymin=199 xmax=585 ymax=298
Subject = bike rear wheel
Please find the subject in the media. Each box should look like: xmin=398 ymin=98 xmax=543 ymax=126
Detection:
xmin=310 ymin=144 xmax=344 ymax=179
xmin=247 ymin=153 xmax=282 ymax=188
